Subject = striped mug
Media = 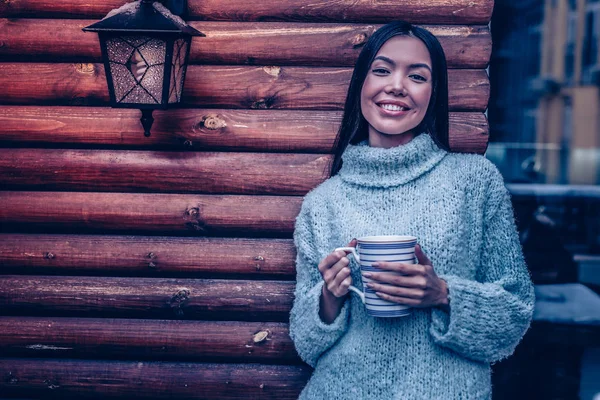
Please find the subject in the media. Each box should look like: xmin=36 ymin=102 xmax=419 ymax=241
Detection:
xmin=335 ymin=235 xmax=417 ymax=317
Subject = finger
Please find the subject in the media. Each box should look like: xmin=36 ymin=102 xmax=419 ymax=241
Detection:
xmin=346 ymin=238 xmax=357 ymax=247
xmin=371 ymin=261 xmax=423 ymax=275
xmin=318 ymin=250 xmax=347 ymax=273
xmin=374 ymin=292 xmax=422 ymax=307
xmin=365 ymin=273 xmax=427 ymax=289
xmin=415 ymin=244 xmax=433 ymax=266
xmin=330 ymin=275 xmax=353 ymax=298
xmin=322 ymin=256 xmax=350 ymax=283
xmin=367 ymin=282 xmax=425 ymax=299
xmin=329 ymin=267 xmax=352 ymax=293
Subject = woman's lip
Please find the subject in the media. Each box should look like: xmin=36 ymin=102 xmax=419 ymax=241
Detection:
xmin=377 ymin=103 xmax=411 ymax=115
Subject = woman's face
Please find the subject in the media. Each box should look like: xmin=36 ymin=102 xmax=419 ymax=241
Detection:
xmin=360 ymin=35 xmax=433 ymax=148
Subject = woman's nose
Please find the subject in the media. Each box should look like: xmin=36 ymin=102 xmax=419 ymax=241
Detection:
xmin=385 ymin=75 xmax=407 ymax=96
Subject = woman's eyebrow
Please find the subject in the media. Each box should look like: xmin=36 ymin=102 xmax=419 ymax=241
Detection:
xmin=409 ymin=63 xmax=432 ymax=73
xmin=372 ymin=56 xmax=432 ymax=73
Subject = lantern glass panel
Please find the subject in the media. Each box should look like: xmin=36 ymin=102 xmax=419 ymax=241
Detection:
xmin=169 ymin=38 xmax=190 ymax=103
xmin=106 ymin=35 xmax=167 ymax=104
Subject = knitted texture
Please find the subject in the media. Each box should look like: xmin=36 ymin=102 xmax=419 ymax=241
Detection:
xmin=289 ymin=133 xmax=535 ymax=400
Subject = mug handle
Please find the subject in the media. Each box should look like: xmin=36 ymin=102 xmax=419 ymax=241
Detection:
xmin=334 ymin=246 xmax=365 ymax=303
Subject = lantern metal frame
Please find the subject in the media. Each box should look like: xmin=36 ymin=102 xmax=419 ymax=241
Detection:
xmin=83 ymin=0 xmax=204 ymax=136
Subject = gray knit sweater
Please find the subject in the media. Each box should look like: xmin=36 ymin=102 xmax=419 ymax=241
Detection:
xmin=290 ymin=133 xmax=535 ymax=399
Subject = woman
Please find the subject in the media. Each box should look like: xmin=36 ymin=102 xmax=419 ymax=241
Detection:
xmin=290 ymin=21 xmax=534 ymax=399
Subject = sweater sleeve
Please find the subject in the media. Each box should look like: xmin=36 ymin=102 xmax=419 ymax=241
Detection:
xmin=429 ymin=175 xmax=535 ymax=363
xmin=289 ymin=198 xmax=350 ymax=368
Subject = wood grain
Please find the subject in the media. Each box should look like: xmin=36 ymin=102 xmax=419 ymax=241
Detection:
xmin=0 ymin=192 xmax=302 ymax=236
xmin=0 ymin=0 xmax=494 ymax=24
xmin=0 ymin=276 xmax=295 ymax=321
xmin=0 ymin=358 xmax=311 ymax=399
xmin=0 ymin=317 xmax=300 ymax=363
xmin=0 ymin=234 xmax=296 ymax=279
xmin=0 ymin=106 xmax=489 ymax=154
xmin=0 ymin=149 xmax=330 ymax=195
xmin=0 ymin=20 xmax=491 ymax=68
xmin=0 ymin=63 xmax=490 ymax=111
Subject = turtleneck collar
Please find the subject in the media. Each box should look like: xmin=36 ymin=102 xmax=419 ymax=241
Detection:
xmin=337 ymin=133 xmax=447 ymax=188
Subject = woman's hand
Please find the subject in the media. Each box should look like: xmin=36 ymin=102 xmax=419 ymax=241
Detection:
xmin=365 ymin=244 xmax=449 ymax=310
xmin=318 ymin=238 xmax=357 ymax=323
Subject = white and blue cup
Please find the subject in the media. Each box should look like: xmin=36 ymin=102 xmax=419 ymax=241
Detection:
xmin=335 ymin=235 xmax=417 ymax=318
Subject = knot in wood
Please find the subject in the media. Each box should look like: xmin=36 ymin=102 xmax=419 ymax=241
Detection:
xmin=6 ymin=372 xmax=18 ymax=385
xmin=75 ymin=63 xmax=95 ymax=74
xmin=351 ymin=33 xmax=368 ymax=47
xmin=44 ymin=379 xmax=60 ymax=390
xmin=252 ymin=330 xmax=270 ymax=343
xmin=263 ymin=66 xmax=281 ymax=78
xmin=44 ymin=252 xmax=55 ymax=260
xmin=251 ymin=96 xmax=276 ymax=109
xmin=254 ymin=255 xmax=265 ymax=271
xmin=186 ymin=207 xmax=199 ymax=218
xmin=169 ymin=289 xmax=190 ymax=316
xmin=201 ymin=114 xmax=227 ymax=130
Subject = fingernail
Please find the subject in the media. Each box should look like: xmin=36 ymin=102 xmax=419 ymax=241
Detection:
xmin=363 ymin=272 xmax=372 ymax=278
xmin=366 ymin=283 xmax=373 ymax=288
xmin=371 ymin=263 xmax=379 ymax=268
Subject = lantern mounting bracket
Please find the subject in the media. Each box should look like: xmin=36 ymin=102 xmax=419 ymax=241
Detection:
xmin=142 ymin=0 xmax=187 ymax=17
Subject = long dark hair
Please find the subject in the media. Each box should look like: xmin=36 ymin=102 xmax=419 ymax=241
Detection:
xmin=330 ymin=21 xmax=450 ymax=176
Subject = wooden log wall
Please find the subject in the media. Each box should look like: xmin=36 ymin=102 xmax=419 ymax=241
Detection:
xmin=0 ymin=1 xmax=493 ymax=398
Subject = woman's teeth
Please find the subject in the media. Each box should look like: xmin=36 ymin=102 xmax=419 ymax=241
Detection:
xmin=379 ymin=104 xmax=407 ymax=111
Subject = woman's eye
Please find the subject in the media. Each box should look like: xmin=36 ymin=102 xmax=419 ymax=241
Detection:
xmin=372 ymin=68 xmax=389 ymax=75
xmin=410 ymin=74 xmax=427 ymax=82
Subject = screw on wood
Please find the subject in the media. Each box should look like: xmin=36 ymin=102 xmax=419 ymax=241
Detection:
xmin=183 ymin=140 xmax=193 ymax=147
xmin=44 ymin=252 xmax=55 ymax=260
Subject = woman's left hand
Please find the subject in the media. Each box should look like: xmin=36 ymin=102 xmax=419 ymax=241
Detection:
xmin=364 ymin=244 xmax=449 ymax=309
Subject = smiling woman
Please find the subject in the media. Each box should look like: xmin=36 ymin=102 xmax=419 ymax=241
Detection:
xmin=289 ymin=20 xmax=534 ymax=400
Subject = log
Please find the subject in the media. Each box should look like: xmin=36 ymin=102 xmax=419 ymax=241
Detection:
xmin=0 ymin=107 xmax=340 ymax=153
xmin=0 ymin=317 xmax=300 ymax=363
xmin=0 ymin=358 xmax=311 ymax=399
xmin=0 ymin=20 xmax=491 ymax=68
xmin=0 ymin=234 xmax=296 ymax=279
xmin=0 ymin=276 xmax=295 ymax=321
xmin=0 ymin=63 xmax=490 ymax=111
xmin=0 ymin=192 xmax=302 ymax=236
xmin=0 ymin=106 xmax=489 ymax=154
xmin=0 ymin=149 xmax=330 ymax=195
xmin=0 ymin=0 xmax=493 ymax=24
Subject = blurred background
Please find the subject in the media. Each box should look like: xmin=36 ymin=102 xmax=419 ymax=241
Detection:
xmin=488 ymin=0 xmax=600 ymax=398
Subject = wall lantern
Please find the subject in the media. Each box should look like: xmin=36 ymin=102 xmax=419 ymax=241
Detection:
xmin=83 ymin=0 xmax=204 ymax=137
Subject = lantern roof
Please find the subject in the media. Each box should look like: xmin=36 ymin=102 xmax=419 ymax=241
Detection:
xmin=83 ymin=0 xmax=204 ymax=37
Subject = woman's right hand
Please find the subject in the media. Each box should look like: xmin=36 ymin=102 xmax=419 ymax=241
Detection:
xmin=318 ymin=239 xmax=357 ymax=324
xmin=318 ymin=238 xmax=357 ymax=298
